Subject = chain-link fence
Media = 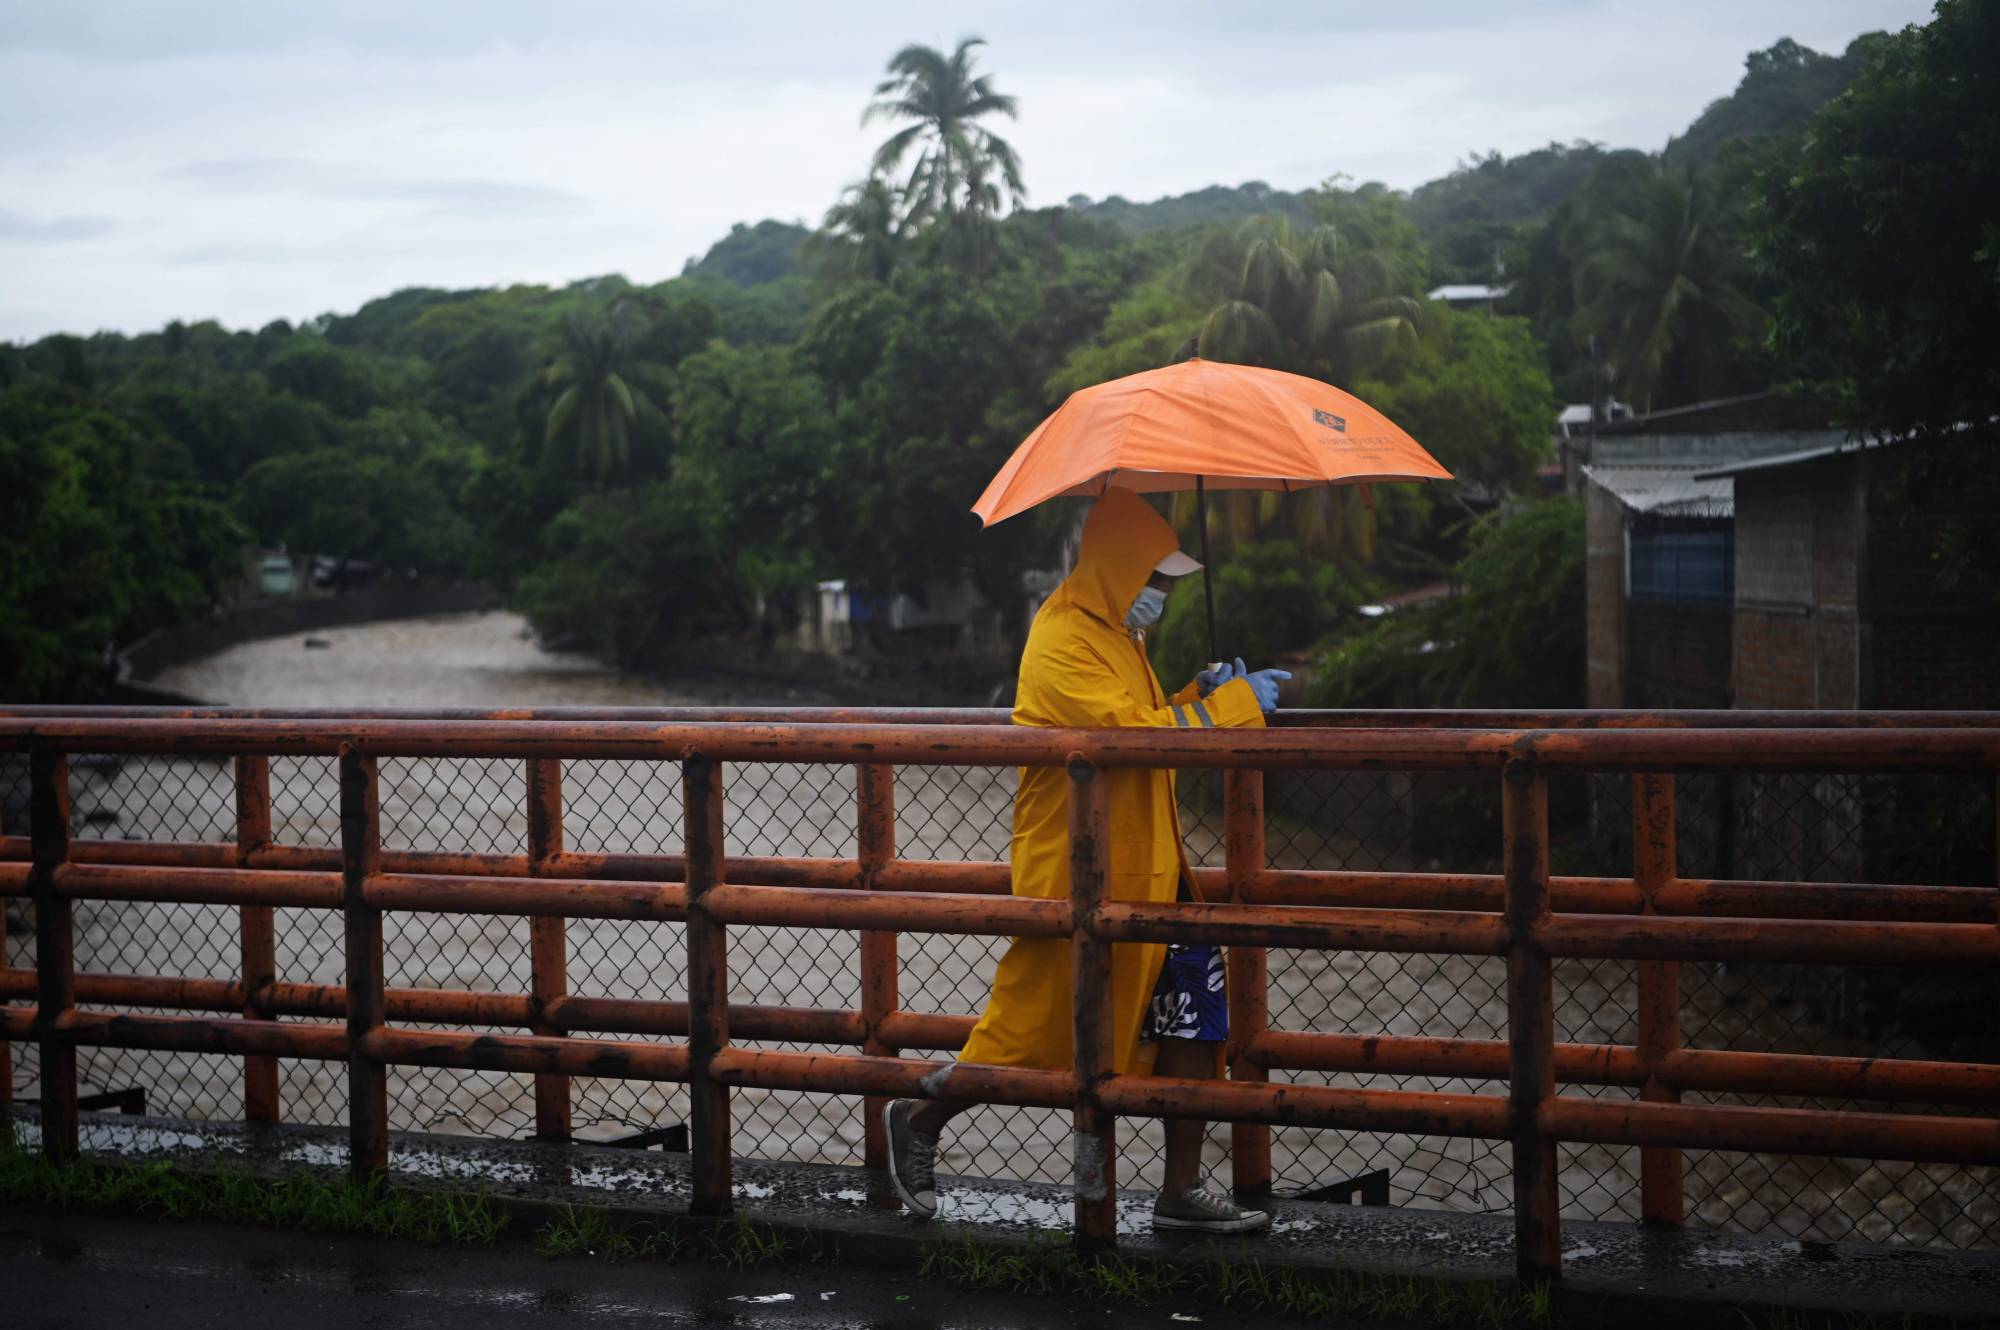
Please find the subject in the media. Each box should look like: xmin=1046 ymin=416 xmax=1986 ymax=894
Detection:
xmin=4 ymin=750 xmax=1994 ymax=1248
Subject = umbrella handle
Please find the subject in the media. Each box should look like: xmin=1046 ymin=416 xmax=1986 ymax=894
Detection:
xmin=1197 ymin=475 xmax=1218 ymax=665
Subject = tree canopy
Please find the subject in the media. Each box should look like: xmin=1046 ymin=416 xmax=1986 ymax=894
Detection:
xmin=4 ymin=18 xmax=1980 ymax=712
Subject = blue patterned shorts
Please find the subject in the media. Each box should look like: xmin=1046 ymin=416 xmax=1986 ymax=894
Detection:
xmin=1141 ymin=943 xmax=1229 ymax=1043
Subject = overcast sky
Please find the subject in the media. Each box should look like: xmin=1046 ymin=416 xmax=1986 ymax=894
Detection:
xmin=0 ymin=0 xmax=1934 ymax=343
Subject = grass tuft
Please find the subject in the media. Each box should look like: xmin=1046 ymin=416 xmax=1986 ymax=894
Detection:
xmin=0 ymin=1129 xmax=508 ymax=1244
xmin=703 ymin=1213 xmax=790 ymax=1269
xmin=533 ymin=1203 xmax=682 ymax=1262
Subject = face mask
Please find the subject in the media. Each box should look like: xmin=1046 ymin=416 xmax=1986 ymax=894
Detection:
xmin=1124 ymin=585 xmax=1168 ymax=631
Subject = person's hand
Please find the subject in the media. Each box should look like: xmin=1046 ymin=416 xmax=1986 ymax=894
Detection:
xmin=1195 ymin=656 xmax=1246 ymax=696
xmin=1244 ymin=666 xmax=1292 ymax=713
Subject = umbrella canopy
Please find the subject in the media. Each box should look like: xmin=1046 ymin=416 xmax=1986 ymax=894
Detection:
xmin=971 ymin=358 xmax=1452 ymax=527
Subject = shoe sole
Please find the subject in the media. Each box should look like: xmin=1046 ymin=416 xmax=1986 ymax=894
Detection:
xmin=880 ymin=1101 xmax=937 ymax=1220
xmin=1152 ymin=1213 xmax=1271 ymax=1234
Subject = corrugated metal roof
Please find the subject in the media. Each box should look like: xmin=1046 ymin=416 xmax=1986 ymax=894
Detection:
xmin=1582 ymin=464 xmax=1734 ymax=518
xmin=1693 ymin=439 xmax=1883 ymax=479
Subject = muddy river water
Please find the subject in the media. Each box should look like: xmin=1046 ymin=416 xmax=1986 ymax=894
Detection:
xmin=6 ymin=611 xmax=1992 ymax=1248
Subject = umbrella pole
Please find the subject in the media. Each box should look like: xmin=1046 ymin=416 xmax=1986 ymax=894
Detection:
xmin=1197 ymin=475 xmax=1218 ymax=664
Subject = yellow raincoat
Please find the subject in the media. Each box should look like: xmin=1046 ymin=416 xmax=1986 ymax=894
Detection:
xmin=956 ymin=489 xmax=1265 ymax=1077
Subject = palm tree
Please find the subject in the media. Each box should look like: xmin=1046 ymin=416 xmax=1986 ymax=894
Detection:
xmin=1575 ymin=166 xmax=1763 ymax=411
xmin=543 ymin=303 xmax=653 ymax=481
xmin=863 ymin=37 xmax=1024 ymax=225
xmin=1180 ymin=216 xmax=1423 ymax=384
xmin=811 ymin=177 xmax=907 ymax=283
xmin=1148 ymin=217 xmax=1431 ymax=566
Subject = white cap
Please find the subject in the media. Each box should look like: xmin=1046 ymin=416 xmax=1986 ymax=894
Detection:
xmin=1154 ymin=550 xmax=1203 ymax=577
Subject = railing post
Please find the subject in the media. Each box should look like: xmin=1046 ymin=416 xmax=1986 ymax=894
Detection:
xmin=856 ymin=763 xmax=898 ymax=1174
xmin=236 ymin=755 xmax=279 ymax=1124
xmin=30 ymin=750 xmax=76 ymax=1162
xmin=684 ymin=754 xmax=732 ymax=1215
xmin=340 ymin=746 xmax=387 ymax=1178
xmin=1224 ymin=768 xmax=1272 ymax=1199
xmin=1067 ymin=756 xmax=1116 ymax=1253
xmin=1632 ymin=772 xmax=1684 ymax=1224
xmin=1503 ymin=757 xmax=1559 ymax=1281
xmin=525 ymin=757 xmax=570 ymax=1140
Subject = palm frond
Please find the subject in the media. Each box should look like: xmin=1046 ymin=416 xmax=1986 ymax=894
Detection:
xmin=545 ymin=385 xmax=579 ymax=443
xmin=605 ymin=373 xmax=636 ymax=422
xmin=1197 ymin=300 xmax=1283 ymax=366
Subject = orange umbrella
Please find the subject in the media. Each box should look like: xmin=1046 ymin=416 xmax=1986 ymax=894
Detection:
xmin=972 ymin=358 xmax=1451 ymax=656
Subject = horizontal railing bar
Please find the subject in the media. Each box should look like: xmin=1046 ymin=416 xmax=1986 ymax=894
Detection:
xmin=1657 ymin=1047 xmax=2000 ymax=1105
xmin=699 ymin=884 xmax=1073 ymax=937
xmin=16 ymin=842 xmax=1997 ymax=926
xmin=868 ymin=861 xmax=1011 ymax=894
xmin=0 ymin=839 xmax=533 ymax=879
xmin=365 ymin=873 xmax=688 ymax=920
xmin=874 ymin=1010 xmax=978 ymax=1051
xmin=544 ymin=995 xmax=867 ymax=1045
xmin=1249 ymin=1031 xmax=1644 ymax=1085
xmin=1240 ymin=869 xmax=1642 ymax=914
xmin=1093 ymin=901 xmax=1511 ymax=954
xmin=50 ymin=863 xmax=343 ymax=908
xmin=1097 ymin=1072 xmax=1515 ymax=1136
xmin=10 ymin=718 xmax=1996 ymax=771
xmin=1250 ymin=1032 xmax=2000 ymax=1105
xmin=9 ymin=704 xmax=1998 ymax=730
xmin=1542 ymin=915 xmax=2000 ymax=965
xmin=362 ymin=1027 xmax=692 ymax=1081
xmin=708 ymin=1048 xmax=1077 ymax=1109
xmin=18 ymin=840 xmax=1997 ymax=926
xmin=0 ymin=973 xmax=876 ymax=1043
xmin=0 ymin=705 xmax=1007 ymax=725
xmin=0 ymin=718 xmax=1519 ymax=768
xmin=1654 ymin=879 xmax=1999 ymax=923
xmin=22 ymin=970 xmax=1984 ymax=1107
xmin=12 ymin=1004 xmax=1992 ymax=1163
xmin=1242 ymin=870 xmax=1999 ymax=923
xmin=0 ymin=1008 xmax=350 ymax=1060
xmin=1540 ymin=1095 xmax=2000 ymax=1165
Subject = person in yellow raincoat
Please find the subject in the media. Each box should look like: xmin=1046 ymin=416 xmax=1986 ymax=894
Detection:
xmin=883 ymin=488 xmax=1290 ymax=1233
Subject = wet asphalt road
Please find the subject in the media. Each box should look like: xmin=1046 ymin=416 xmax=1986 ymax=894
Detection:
xmin=2 ymin=1206 xmax=1247 ymax=1330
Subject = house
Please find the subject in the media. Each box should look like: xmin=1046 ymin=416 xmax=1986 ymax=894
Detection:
xmin=1580 ymin=392 xmax=1843 ymax=708
xmin=795 ymin=577 xmax=1004 ymax=657
xmin=1698 ymin=440 xmax=2000 ymax=710
xmin=1425 ymin=283 xmax=1513 ymax=312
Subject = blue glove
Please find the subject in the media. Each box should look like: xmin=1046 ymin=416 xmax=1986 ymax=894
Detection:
xmin=1245 ymin=666 xmax=1293 ymax=713
xmin=1195 ymin=657 xmax=1246 ymax=696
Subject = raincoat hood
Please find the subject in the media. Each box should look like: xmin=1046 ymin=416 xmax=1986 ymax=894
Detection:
xmin=1054 ymin=489 xmax=1182 ymax=630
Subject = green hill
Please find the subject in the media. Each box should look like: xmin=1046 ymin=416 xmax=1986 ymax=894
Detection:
xmin=1072 ymin=181 xmax=1315 ymax=234
xmin=1663 ymin=35 xmax=1887 ymax=167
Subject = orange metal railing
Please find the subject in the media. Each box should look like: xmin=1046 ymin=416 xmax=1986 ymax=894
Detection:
xmin=1 ymin=708 xmax=1997 ymax=1278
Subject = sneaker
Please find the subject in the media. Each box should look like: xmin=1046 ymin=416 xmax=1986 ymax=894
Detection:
xmin=882 ymin=1099 xmax=939 ymax=1220
xmin=1152 ymin=1182 xmax=1271 ymax=1234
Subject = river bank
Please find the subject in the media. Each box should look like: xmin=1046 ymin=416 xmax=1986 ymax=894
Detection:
xmin=148 ymin=608 xmax=1002 ymax=710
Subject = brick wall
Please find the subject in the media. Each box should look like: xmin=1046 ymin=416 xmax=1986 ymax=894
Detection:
xmin=1732 ymin=461 xmax=1861 ymax=709
xmin=1626 ymin=599 xmax=1732 ymax=707
xmin=1584 ymin=483 xmax=1625 ymax=709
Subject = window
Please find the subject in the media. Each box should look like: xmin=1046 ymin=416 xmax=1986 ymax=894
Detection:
xmin=1628 ymin=520 xmax=1733 ymax=603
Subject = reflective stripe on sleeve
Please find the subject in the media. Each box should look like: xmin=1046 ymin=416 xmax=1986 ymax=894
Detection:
xmin=1171 ymin=704 xmax=1189 ymax=727
xmin=1191 ymin=699 xmax=1215 ymax=728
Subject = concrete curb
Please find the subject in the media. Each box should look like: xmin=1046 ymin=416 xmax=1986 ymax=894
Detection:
xmin=8 ymin=1109 xmax=1996 ymax=1326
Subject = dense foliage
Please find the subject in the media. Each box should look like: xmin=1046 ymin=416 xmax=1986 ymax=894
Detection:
xmin=3 ymin=13 xmax=1988 ymax=711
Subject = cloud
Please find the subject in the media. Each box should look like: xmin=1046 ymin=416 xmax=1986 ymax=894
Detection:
xmin=162 ymin=157 xmax=584 ymax=215
xmin=0 ymin=0 xmax=1942 ymax=341
xmin=0 ymin=208 xmax=114 ymax=242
